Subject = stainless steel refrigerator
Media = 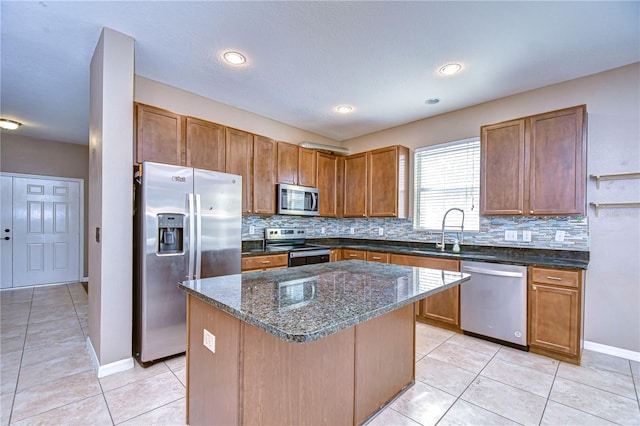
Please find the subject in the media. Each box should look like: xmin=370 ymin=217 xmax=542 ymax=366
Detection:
xmin=133 ymin=161 xmax=241 ymax=365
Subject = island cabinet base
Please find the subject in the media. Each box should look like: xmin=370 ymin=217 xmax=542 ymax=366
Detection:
xmin=186 ymin=295 xmax=416 ymax=426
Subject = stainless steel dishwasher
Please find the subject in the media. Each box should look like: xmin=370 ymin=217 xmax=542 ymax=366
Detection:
xmin=460 ymin=260 xmax=528 ymax=348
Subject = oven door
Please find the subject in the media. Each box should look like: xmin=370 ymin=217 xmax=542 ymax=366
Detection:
xmin=289 ymin=250 xmax=330 ymax=267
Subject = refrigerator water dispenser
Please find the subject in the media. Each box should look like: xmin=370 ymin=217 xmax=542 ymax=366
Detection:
xmin=157 ymin=214 xmax=184 ymax=254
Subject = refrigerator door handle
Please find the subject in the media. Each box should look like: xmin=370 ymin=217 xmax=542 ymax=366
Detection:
xmin=187 ymin=193 xmax=195 ymax=280
xmin=195 ymin=193 xmax=202 ymax=279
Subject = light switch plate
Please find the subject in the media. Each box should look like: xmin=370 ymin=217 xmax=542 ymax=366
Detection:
xmin=504 ymin=230 xmax=518 ymax=241
xmin=555 ymin=230 xmax=566 ymax=242
xmin=522 ymin=230 xmax=532 ymax=242
xmin=378 ymin=227 xmax=384 ymax=236
xmin=203 ymin=329 xmax=215 ymax=354
xmin=350 ymin=227 xmax=355 ymax=235
xmin=321 ymin=227 xmax=326 ymax=234
xmin=249 ymin=226 xmax=255 ymax=235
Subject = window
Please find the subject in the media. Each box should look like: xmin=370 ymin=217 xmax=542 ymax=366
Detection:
xmin=414 ymin=137 xmax=480 ymax=231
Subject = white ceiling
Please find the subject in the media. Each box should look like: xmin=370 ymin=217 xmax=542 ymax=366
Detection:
xmin=1 ymin=1 xmax=639 ymax=145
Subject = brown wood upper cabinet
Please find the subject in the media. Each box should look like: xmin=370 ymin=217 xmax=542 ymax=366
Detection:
xmin=480 ymin=105 xmax=587 ymax=216
xmin=368 ymin=145 xmax=410 ymax=218
xmin=253 ymin=135 xmax=276 ymax=215
xmin=343 ymin=152 xmax=368 ymax=217
xmin=185 ymin=117 xmax=225 ymax=172
xmin=135 ymin=103 xmax=184 ymax=165
xmin=317 ymin=152 xmax=339 ymax=217
xmin=344 ymin=146 xmax=410 ymax=218
xmin=225 ymin=128 xmax=253 ymax=214
xmin=276 ymin=143 xmax=317 ymax=188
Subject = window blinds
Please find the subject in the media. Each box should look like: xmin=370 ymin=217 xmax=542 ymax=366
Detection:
xmin=414 ymin=138 xmax=480 ymax=231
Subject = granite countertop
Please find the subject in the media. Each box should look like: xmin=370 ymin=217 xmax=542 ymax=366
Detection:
xmin=241 ymin=239 xmax=589 ymax=270
xmin=180 ymin=260 xmax=469 ymax=343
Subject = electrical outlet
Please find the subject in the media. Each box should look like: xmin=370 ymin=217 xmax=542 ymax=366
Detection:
xmin=378 ymin=227 xmax=384 ymax=236
xmin=321 ymin=227 xmax=326 ymax=234
xmin=555 ymin=230 xmax=566 ymax=242
xmin=249 ymin=226 xmax=255 ymax=235
xmin=504 ymin=230 xmax=518 ymax=241
xmin=203 ymin=329 xmax=215 ymax=354
xmin=350 ymin=227 xmax=355 ymax=235
xmin=522 ymin=230 xmax=532 ymax=242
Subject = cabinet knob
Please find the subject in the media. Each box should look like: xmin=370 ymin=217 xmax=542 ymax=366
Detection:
xmin=530 ymin=210 xmax=534 ymax=214
xmin=518 ymin=210 xmax=522 ymax=214
xmin=532 ymin=285 xmax=537 ymax=290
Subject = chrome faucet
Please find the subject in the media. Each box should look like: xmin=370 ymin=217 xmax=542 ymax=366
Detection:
xmin=436 ymin=208 xmax=465 ymax=252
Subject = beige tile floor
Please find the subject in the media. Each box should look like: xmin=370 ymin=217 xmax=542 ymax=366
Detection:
xmin=1 ymin=283 xmax=639 ymax=425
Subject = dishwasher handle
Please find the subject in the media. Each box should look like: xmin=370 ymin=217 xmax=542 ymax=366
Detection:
xmin=461 ymin=266 xmax=525 ymax=278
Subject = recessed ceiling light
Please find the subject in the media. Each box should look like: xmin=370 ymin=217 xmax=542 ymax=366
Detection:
xmin=439 ymin=63 xmax=462 ymax=75
xmin=0 ymin=119 xmax=22 ymax=130
xmin=222 ymin=51 xmax=246 ymax=65
xmin=335 ymin=105 xmax=353 ymax=113
xmin=425 ymin=98 xmax=440 ymax=105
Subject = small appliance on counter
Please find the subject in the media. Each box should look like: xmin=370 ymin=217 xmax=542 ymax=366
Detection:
xmin=133 ymin=161 xmax=242 ymax=365
xmin=265 ymin=228 xmax=330 ymax=266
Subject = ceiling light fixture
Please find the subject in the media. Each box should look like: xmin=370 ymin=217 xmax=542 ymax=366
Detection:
xmin=335 ymin=105 xmax=353 ymax=114
xmin=425 ymin=98 xmax=440 ymax=105
xmin=0 ymin=119 xmax=22 ymax=130
xmin=299 ymin=141 xmax=350 ymax=155
xmin=222 ymin=51 xmax=246 ymax=65
xmin=439 ymin=63 xmax=462 ymax=75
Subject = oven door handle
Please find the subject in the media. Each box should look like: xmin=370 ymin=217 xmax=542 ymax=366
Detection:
xmin=289 ymin=249 xmax=331 ymax=258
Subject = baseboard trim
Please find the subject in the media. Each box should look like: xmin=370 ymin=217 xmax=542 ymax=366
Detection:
xmin=584 ymin=340 xmax=640 ymax=362
xmin=86 ymin=337 xmax=135 ymax=378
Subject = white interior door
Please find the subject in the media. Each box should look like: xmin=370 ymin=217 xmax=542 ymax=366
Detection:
xmin=12 ymin=176 xmax=81 ymax=287
xmin=1 ymin=176 xmax=13 ymax=288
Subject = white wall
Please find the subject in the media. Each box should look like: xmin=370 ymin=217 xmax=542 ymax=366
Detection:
xmin=135 ymin=76 xmax=341 ymax=148
xmin=88 ymin=27 xmax=135 ymax=372
xmin=343 ymin=63 xmax=640 ymax=354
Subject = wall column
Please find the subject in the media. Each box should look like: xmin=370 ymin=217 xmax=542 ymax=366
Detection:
xmin=88 ymin=27 xmax=134 ymax=376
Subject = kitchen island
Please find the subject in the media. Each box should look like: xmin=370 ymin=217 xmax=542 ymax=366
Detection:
xmin=179 ymin=260 xmax=469 ymax=426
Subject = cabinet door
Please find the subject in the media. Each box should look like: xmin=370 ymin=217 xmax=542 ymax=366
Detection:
xmin=186 ymin=117 xmax=225 ymax=172
xmin=366 ymin=252 xmax=389 ymax=263
xmin=253 ymin=136 xmax=276 ymax=215
xmin=342 ymin=249 xmax=366 ymax=260
xmin=135 ymin=103 xmax=184 ymax=165
xmin=368 ymin=146 xmax=409 ymax=218
xmin=317 ymin=152 xmax=337 ymax=217
xmin=225 ymin=128 xmax=253 ymax=214
xmin=529 ymin=283 xmax=579 ymax=355
xmin=298 ymin=147 xmax=317 ymax=187
xmin=276 ymin=142 xmax=298 ymax=185
xmin=344 ymin=152 xmax=368 ymax=217
xmin=389 ymin=254 xmax=460 ymax=328
xmin=330 ymin=249 xmax=342 ymax=262
xmin=480 ymin=119 xmax=526 ymax=215
xmin=529 ymin=106 xmax=586 ymax=215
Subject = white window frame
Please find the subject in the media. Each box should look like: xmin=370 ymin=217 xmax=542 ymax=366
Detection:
xmin=413 ymin=137 xmax=480 ymax=232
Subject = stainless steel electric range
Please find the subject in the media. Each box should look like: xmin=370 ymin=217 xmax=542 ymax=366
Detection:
xmin=264 ymin=228 xmax=331 ymax=267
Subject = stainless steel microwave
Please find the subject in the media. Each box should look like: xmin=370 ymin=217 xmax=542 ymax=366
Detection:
xmin=277 ymin=183 xmax=319 ymax=216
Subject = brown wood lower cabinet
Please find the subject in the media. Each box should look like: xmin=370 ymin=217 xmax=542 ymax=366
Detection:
xmin=390 ymin=254 xmax=461 ymax=331
xmin=186 ymin=296 xmax=415 ymax=425
xmin=241 ymin=253 xmax=288 ymax=272
xmin=528 ymin=266 xmax=584 ymax=364
xmin=342 ymin=249 xmax=366 ymax=260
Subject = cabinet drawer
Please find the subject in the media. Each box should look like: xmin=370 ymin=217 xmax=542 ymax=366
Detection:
xmin=343 ymin=249 xmax=366 ymax=260
xmin=242 ymin=254 xmax=288 ymax=271
xmin=366 ymin=252 xmax=389 ymax=263
xmin=531 ymin=267 xmax=578 ymax=288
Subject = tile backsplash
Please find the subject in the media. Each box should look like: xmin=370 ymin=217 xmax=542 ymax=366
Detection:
xmin=242 ymin=215 xmax=589 ymax=251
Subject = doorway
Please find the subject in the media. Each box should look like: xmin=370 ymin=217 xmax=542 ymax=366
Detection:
xmin=1 ymin=173 xmax=83 ymax=288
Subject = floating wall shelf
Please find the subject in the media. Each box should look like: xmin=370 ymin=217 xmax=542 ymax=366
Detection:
xmin=589 ymin=172 xmax=640 ymax=189
xmin=589 ymin=202 xmax=640 ymax=217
